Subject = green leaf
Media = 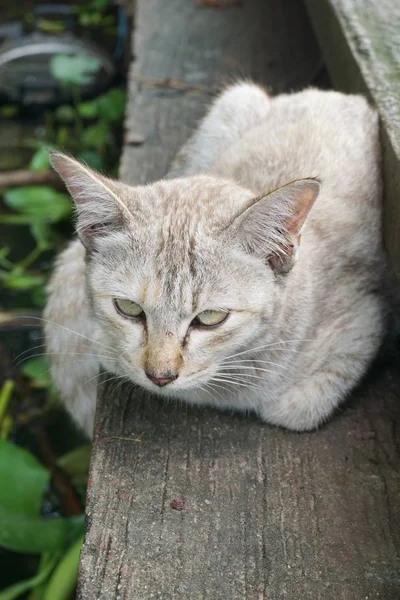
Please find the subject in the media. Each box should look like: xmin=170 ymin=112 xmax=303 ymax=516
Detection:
xmin=0 ymin=440 xmax=85 ymax=554
xmin=0 ymin=214 xmax=35 ymax=225
xmin=0 ymin=552 xmax=60 ymax=600
xmin=0 ymin=439 xmax=48 ymax=517
xmin=79 ymin=12 xmax=102 ymax=26
xmin=30 ymin=222 xmax=54 ymax=249
xmin=78 ymin=88 xmax=126 ymax=122
xmin=30 ymin=148 xmax=52 ymax=172
xmin=58 ymin=445 xmax=91 ymax=478
xmin=92 ymin=0 xmax=109 ymax=9
xmin=50 ymin=54 xmax=101 ymax=86
xmin=4 ymin=186 xmax=72 ymax=223
xmin=0 ymin=105 xmax=19 ymax=118
xmin=55 ymin=126 xmax=69 ymax=148
xmin=0 ymin=379 xmax=14 ymax=422
xmin=4 ymin=272 xmax=46 ymax=291
xmin=76 ymin=150 xmax=102 ymax=170
xmin=0 ymin=509 xmax=85 ymax=553
xmin=31 ymin=286 xmax=47 ymax=308
xmin=55 ymin=105 xmax=76 ymax=122
xmin=0 ymin=247 xmax=12 ymax=268
xmin=77 ymin=99 xmax=98 ymax=119
xmin=96 ymin=88 xmax=126 ymax=122
xmin=21 ymin=357 xmax=52 ymax=388
xmin=82 ymin=122 xmax=109 ymax=148
xmin=43 ymin=536 xmax=83 ymax=600
xmin=37 ymin=18 xmax=66 ymax=34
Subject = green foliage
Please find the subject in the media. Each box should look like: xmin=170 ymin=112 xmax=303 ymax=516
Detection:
xmin=0 ymin=3 xmax=120 ymax=597
xmin=82 ymin=121 xmax=109 ymax=148
xmin=0 ymin=553 xmax=60 ymax=600
xmin=21 ymin=357 xmax=52 ymax=389
xmin=79 ymin=88 xmax=126 ymax=121
xmin=76 ymin=150 xmax=103 ymax=170
xmin=54 ymin=105 xmax=76 ymax=123
xmin=43 ymin=536 xmax=83 ymax=600
xmin=57 ymin=445 xmax=92 ymax=487
xmin=0 ymin=439 xmax=48 ymax=518
xmin=29 ymin=148 xmax=52 ymax=172
xmin=50 ymin=54 xmax=101 ymax=86
xmin=36 ymin=19 xmax=66 ymax=34
xmin=30 ymin=222 xmax=55 ymax=250
xmin=0 ymin=439 xmax=85 ymax=553
xmin=0 ymin=439 xmax=87 ymax=597
xmin=1 ymin=272 xmax=46 ymax=292
xmin=4 ymin=186 xmax=72 ymax=223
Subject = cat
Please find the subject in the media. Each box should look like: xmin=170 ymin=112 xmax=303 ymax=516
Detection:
xmin=44 ymin=82 xmax=387 ymax=438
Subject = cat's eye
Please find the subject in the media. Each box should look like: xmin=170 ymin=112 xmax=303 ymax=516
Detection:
xmin=192 ymin=310 xmax=229 ymax=328
xmin=114 ymin=298 xmax=144 ymax=318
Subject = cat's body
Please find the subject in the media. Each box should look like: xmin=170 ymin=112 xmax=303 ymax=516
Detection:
xmin=45 ymin=83 xmax=387 ymax=437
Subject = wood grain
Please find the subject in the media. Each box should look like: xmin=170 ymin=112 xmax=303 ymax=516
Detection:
xmin=80 ymin=360 xmax=400 ymax=599
xmin=78 ymin=0 xmax=400 ymax=598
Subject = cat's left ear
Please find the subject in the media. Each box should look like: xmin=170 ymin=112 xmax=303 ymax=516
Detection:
xmin=231 ymin=178 xmax=320 ymax=274
xmin=50 ymin=151 xmax=132 ymax=250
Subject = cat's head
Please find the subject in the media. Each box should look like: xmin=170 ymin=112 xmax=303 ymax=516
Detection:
xmin=51 ymin=152 xmax=319 ymax=396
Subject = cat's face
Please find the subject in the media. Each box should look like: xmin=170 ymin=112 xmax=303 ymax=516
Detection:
xmin=86 ymin=191 xmax=276 ymax=395
xmin=50 ymin=153 xmax=319 ymax=396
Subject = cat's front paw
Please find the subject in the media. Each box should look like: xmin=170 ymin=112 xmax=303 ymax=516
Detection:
xmin=260 ymin=387 xmax=340 ymax=432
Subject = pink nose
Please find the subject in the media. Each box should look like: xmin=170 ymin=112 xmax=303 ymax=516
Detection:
xmin=145 ymin=372 xmax=178 ymax=387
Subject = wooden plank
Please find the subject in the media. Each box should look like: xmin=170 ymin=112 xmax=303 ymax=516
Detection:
xmin=304 ymin=0 xmax=400 ymax=278
xmin=119 ymin=0 xmax=322 ymax=186
xmin=78 ymin=0 xmax=400 ymax=598
xmin=80 ymin=362 xmax=400 ymax=599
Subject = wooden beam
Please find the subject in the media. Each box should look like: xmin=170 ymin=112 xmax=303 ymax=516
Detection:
xmin=80 ymin=363 xmax=400 ymax=599
xmin=78 ymin=0 xmax=400 ymax=598
xmin=304 ymin=0 xmax=400 ymax=277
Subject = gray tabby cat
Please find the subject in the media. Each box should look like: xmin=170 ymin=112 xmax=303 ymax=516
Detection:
xmin=45 ymin=82 xmax=387 ymax=437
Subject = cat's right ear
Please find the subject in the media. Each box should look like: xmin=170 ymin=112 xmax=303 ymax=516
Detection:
xmin=50 ymin=152 xmax=132 ymax=250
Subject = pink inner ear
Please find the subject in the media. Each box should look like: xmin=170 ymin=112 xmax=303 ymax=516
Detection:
xmin=286 ymin=187 xmax=317 ymax=235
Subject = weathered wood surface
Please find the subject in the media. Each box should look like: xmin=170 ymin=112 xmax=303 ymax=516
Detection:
xmin=80 ymin=361 xmax=400 ymax=599
xmin=119 ymin=0 xmax=322 ymax=186
xmin=78 ymin=0 xmax=400 ymax=598
xmin=305 ymin=0 xmax=400 ymax=278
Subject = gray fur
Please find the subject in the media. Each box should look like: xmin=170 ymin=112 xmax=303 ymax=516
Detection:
xmin=45 ymin=82 xmax=387 ymax=437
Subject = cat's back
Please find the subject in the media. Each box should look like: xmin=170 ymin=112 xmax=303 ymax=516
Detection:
xmin=211 ymin=88 xmax=380 ymax=205
xmin=211 ymin=87 xmax=382 ymax=252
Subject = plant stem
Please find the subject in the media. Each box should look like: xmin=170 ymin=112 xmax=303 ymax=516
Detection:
xmin=72 ymin=86 xmax=84 ymax=139
xmin=43 ymin=536 xmax=83 ymax=600
xmin=15 ymin=245 xmax=44 ymax=270
xmin=0 ymin=379 xmax=14 ymax=422
xmin=0 ymin=552 xmax=60 ymax=600
xmin=0 ymin=214 xmax=34 ymax=225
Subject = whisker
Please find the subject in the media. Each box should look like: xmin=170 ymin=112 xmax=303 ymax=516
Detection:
xmin=12 ymin=342 xmax=115 ymax=365
xmin=217 ymin=372 xmax=267 ymax=387
xmin=203 ymin=381 xmax=225 ymax=402
xmin=218 ymin=369 xmax=295 ymax=385
xmin=211 ymin=376 xmax=262 ymax=390
xmin=196 ymin=385 xmax=215 ymax=402
xmin=15 ymin=316 xmax=119 ymax=355
xmin=220 ymin=359 xmax=292 ymax=371
xmin=14 ymin=351 xmax=116 ymax=370
xmin=84 ymin=372 xmax=128 ymax=390
xmin=112 ymin=376 xmax=131 ymax=396
xmin=222 ymin=339 xmax=316 ymax=361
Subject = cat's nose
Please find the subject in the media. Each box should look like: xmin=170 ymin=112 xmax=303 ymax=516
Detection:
xmin=145 ymin=372 xmax=178 ymax=387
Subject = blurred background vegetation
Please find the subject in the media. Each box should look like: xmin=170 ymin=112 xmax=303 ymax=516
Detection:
xmin=0 ymin=1 xmax=130 ymax=597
